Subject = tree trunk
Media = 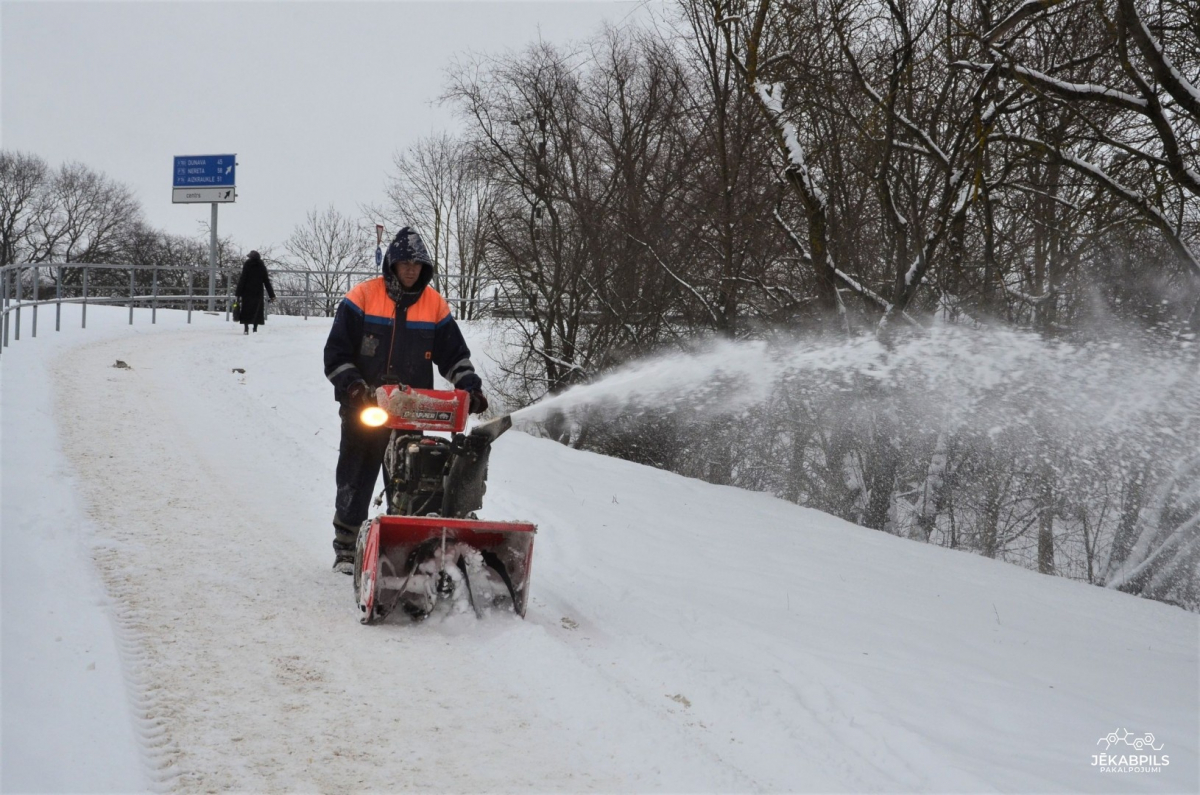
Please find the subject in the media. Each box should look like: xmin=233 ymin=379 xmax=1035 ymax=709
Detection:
xmin=1037 ymin=462 xmax=1055 ymax=574
xmin=863 ymin=419 xmax=899 ymax=532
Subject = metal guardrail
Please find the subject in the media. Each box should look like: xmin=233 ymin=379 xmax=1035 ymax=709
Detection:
xmin=0 ymin=262 xmax=512 ymax=359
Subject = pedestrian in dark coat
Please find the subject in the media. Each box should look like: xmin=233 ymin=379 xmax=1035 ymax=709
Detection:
xmin=322 ymin=226 xmax=488 ymax=573
xmin=236 ymin=250 xmax=275 ymax=333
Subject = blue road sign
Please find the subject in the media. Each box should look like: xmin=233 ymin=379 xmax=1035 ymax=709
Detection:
xmin=376 ymin=246 xmax=383 ymax=267
xmin=174 ymin=154 xmax=236 ymax=188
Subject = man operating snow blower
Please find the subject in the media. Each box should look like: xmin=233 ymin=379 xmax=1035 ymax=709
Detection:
xmin=323 ymin=226 xmax=489 ymax=574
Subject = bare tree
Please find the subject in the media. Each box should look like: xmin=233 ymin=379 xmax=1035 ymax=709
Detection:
xmin=45 ymin=161 xmax=142 ymax=264
xmin=282 ymin=205 xmax=371 ymax=317
xmin=379 ymin=133 xmax=497 ymax=317
xmin=447 ymin=164 xmax=495 ymax=319
xmin=448 ymin=42 xmax=596 ymax=403
xmin=955 ymin=0 xmax=1200 ymax=289
xmin=383 ymin=133 xmax=460 ymax=290
xmin=0 ymin=150 xmax=52 ymax=266
xmin=0 ymin=153 xmax=142 ymax=269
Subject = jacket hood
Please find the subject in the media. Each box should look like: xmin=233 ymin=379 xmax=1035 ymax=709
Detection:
xmin=381 ymin=227 xmax=434 ymax=291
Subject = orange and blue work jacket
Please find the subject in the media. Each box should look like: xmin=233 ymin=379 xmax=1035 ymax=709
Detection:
xmin=323 ymin=267 xmax=480 ymax=401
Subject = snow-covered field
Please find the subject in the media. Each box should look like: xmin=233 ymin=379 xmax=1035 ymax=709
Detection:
xmin=2 ymin=306 xmax=1197 ymax=793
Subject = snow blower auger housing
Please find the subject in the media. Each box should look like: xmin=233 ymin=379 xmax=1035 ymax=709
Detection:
xmin=353 ymin=385 xmax=535 ymax=624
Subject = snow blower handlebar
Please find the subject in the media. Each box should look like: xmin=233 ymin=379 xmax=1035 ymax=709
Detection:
xmin=358 ymin=385 xmax=515 ymax=442
xmin=359 ymin=385 xmax=470 ymax=433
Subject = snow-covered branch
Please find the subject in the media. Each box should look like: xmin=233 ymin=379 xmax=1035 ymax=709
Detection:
xmin=1000 ymin=280 xmax=1054 ymax=305
xmin=627 ymin=233 xmax=723 ymax=328
xmin=953 ymin=60 xmax=1150 ymax=114
xmin=993 ymin=133 xmax=1200 ymax=279
xmin=772 ymin=207 xmax=919 ymax=326
xmin=531 ymin=347 xmax=589 ymax=377
xmin=984 ymin=0 xmax=1071 ymax=45
xmin=754 ymin=81 xmax=827 ymax=206
xmin=1118 ymin=0 xmax=1200 ymax=122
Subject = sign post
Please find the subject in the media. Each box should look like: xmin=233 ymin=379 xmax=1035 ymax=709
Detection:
xmin=209 ymin=203 xmax=219 ymax=311
xmin=173 ymin=154 xmax=237 ymax=310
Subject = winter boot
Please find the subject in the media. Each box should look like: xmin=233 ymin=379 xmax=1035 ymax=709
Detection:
xmin=332 ymin=549 xmax=354 ymax=575
xmin=332 ymin=515 xmax=359 ymax=575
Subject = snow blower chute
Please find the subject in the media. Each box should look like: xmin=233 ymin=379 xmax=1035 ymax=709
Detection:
xmin=352 ymin=385 xmax=535 ymax=624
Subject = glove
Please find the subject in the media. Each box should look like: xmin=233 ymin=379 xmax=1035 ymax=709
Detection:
xmin=468 ymin=390 xmax=489 ymax=415
xmin=346 ymin=381 xmax=373 ymax=407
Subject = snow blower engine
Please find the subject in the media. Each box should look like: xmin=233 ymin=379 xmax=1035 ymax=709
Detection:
xmin=352 ymin=384 xmax=535 ymax=624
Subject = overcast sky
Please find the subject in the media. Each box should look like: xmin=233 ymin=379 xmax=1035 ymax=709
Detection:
xmin=2 ymin=1 xmax=655 ymax=253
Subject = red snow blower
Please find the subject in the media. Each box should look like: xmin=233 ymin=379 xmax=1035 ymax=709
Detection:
xmin=353 ymin=384 xmax=535 ymax=624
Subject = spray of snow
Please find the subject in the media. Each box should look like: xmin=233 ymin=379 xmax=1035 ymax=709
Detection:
xmin=511 ymin=324 xmax=1199 ymax=449
xmin=509 ymin=323 xmax=1200 ymax=603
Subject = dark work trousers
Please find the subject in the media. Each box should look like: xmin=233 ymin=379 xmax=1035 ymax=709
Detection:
xmin=332 ymin=404 xmax=391 ymax=554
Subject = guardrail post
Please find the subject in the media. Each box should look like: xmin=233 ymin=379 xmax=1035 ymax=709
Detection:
xmin=55 ymin=264 xmax=62 ymax=332
xmin=82 ymin=265 xmax=89 ymax=329
xmin=187 ymin=269 xmax=194 ymax=324
xmin=151 ymin=265 xmax=158 ymax=324
xmin=225 ymin=269 xmax=232 ymax=321
xmin=14 ymin=266 xmax=21 ymax=341
xmin=2 ymin=269 xmax=9 ymax=349
xmin=129 ymin=266 xmax=135 ymax=325
xmin=304 ymin=272 xmax=311 ymax=320
xmin=31 ymin=265 xmax=39 ymax=338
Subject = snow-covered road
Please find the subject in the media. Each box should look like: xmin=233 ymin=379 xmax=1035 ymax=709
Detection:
xmin=3 ymin=308 xmax=1198 ymax=793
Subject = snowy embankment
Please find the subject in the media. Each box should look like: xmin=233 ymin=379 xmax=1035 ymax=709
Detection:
xmin=1 ymin=306 xmax=1197 ymax=793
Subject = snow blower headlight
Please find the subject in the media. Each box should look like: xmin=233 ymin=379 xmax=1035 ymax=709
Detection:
xmin=360 ymin=406 xmax=389 ymax=427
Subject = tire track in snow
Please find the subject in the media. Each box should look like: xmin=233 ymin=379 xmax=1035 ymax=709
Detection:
xmin=91 ymin=543 xmax=185 ymax=792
